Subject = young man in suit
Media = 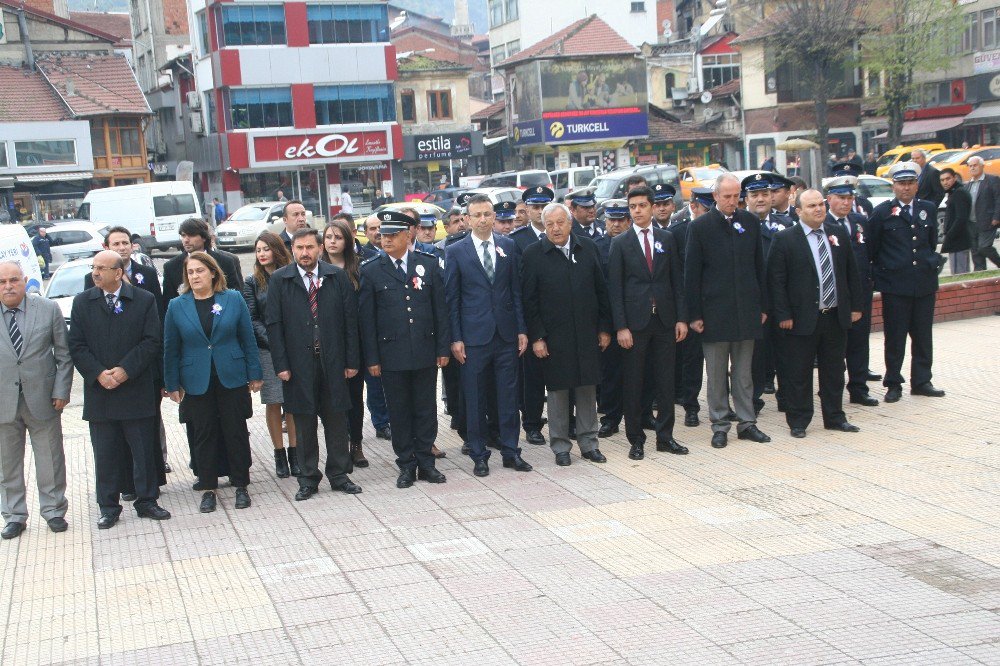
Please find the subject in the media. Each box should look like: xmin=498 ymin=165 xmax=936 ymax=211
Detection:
xmin=444 ymin=194 xmax=531 ymax=477
xmin=607 ymin=186 xmax=688 ymax=460
xmin=162 ymin=218 xmax=242 ymax=316
xmin=69 ymin=251 xmax=170 ymax=529
xmin=767 ymin=190 xmax=864 ymax=438
xmin=0 ymin=262 xmax=73 ymax=539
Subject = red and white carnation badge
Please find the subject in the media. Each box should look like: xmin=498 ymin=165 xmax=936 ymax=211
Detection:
xmin=828 ymin=234 xmax=840 ymax=247
xmin=412 ymin=276 xmax=424 ymax=290
xmin=891 ymin=206 xmax=901 ymax=217
xmin=496 ymin=246 xmax=507 ymax=258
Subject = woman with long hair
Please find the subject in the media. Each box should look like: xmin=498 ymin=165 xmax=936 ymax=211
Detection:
xmin=244 ymin=231 xmax=299 ymax=478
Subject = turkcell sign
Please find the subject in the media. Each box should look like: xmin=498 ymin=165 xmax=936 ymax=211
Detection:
xmin=513 ymin=120 xmax=544 ymax=146
xmin=541 ymin=108 xmax=648 ymax=143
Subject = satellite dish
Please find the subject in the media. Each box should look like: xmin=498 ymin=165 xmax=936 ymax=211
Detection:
xmin=701 ymin=91 xmax=713 ymax=104
xmin=703 ymin=107 xmax=715 ymax=121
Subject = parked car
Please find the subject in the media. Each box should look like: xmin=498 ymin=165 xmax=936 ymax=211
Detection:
xmin=463 ymin=187 xmax=523 ymax=206
xmin=550 ymin=167 xmax=598 ymax=201
xmin=852 ymin=175 xmax=895 ymax=208
xmin=927 ymin=148 xmax=971 ymax=167
xmin=678 ymin=164 xmax=730 ymax=200
xmin=215 ymin=201 xmax=293 ymax=250
xmin=43 ymin=258 xmax=94 ymax=328
xmin=874 ymin=143 xmax=946 ymax=178
xmin=44 ymin=221 xmax=108 ymax=271
xmin=942 ymin=145 xmax=1000 ymax=183
xmin=479 ymin=169 xmax=552 ymax=190
xmin=420 ymin=187 xmax=468 ymax=212
xmin=23 ymin=221 xmax=57 ymax=237
xmin=591 ymin=163 xmax=682 ymax=205
xmin=360 ymin=202 xmax=448 ymax=243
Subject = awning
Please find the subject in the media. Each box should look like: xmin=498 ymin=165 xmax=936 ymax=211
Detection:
xmin=900 ymin=116 xmax=965 ymax=137
xmin=963 ymin=101 xmax=1000 ymax=125
xmin=483 ymin=135 xmax=508 ymax=147
xmin=0 ymin=177 xmax=14 ymax=189
xmin=15 ymin=172 xmax=93 ymax=183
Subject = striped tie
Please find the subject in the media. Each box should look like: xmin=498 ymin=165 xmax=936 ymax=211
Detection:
xmin=481 ymin=241 xmax=494 ymax=283
xmin=7 ymin=309 xmax=23 ymax=358
xmin=812 ymin=230 xmax=836 ymax=308
xmin=306 ymin=272 xmax=318 ymax=319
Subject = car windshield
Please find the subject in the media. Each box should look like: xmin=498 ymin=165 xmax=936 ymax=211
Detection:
xmin=46 ymin=264 xmax=91 ymax=299
xmin=928 ymin=150 xmax=966 ymax=164
xmin=859 ymin=178 xmax=894 ymax=198
xmin=231 ymin=206 xmax=269 ymax=221
xmin=592 ymin=177 xmax=620 ymax=198
xmin=519 ymin=172 xmax=550 ymax=187
xmin=876 ymin=153 xmax=902 ymax=168
xmin=693 ymin=167 xmax=725 ymax=180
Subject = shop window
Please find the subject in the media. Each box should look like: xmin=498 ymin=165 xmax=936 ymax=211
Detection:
xmin=314 ymin=84 xmax=395 ymax=125
xmin=428 ymin=90 xmax=452 ymax=120
xmin=219 ymin=5 xmax=286 ymax=47
xmin=306 ymin=4 xmax=388 ymax=44
xmin=228 ymin=87 xmax=293 ymax=129
xmin=14 ymin=140 xmax=76 ymax=167
xmin=400 ymin=90 xmax=416 ymax=122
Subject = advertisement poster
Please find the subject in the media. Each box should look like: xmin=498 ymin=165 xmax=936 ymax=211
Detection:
xmin=539 ymin=57 xmax=647 ymax=113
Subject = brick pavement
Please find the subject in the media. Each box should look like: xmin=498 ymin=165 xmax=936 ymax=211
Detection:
xmin=1 ymin=316 xmax=998 ymax=665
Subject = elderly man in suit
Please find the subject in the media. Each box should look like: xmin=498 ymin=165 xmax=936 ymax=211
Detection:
xmin=445 ymin=193 xmax=532 ymax=477
xmin=965 ymin=155 xmax=1000 ymax=271
xmin=70 ymin=251 xmax=170 ymax=529
xmin=0 ymin=262 xmax=72 ymax=539
xmin=278 ymin=200 xmax=309 ymax=251
xmin=912 ymin=149 xmax=946 ymax=208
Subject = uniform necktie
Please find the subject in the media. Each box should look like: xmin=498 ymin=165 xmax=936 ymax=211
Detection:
xmin=106 ymin=293 xmax=116 ymax=313
xmin=6 ymin=309 xmax=22 ymax=358
xmin=901 ymin=204 xmax=911 ymax=221
xmin=481 ymin=241 xmax=494 ymax=283
xmin=641 ymin=228 xmax=653 ymax=273
xmin=812 ymin=229 xmax=836 ymax=308
xmin=305 ymin=271 xmax=318 ymax=319
xmin=395 ymin=258 xmax=405 ymax=279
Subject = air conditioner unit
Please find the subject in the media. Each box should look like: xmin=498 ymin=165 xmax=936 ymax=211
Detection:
xmin=186 ymin=91 xmax=202 ymax=109
xmin=189 ymin=112 xmax=206 ymax=135
xmin=672 ymin=98 xmax=688 ymax=108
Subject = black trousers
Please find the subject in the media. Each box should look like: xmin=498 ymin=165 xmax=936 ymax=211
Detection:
xmin=598 ymin=338 xmax=623 ymax=426
xmin=781 ymin=310 xmax=848 ymax=430
xmin=294 ymin=359 xmax=352 ymax=489
xmin=674 ymin=329 xmax=704 ymax=413
xmin=381 ymin=367 xmax=438 ymax=471
xmin=520 ymin=351 xmax=546 ymax=433
xmin=882 ymin=292 xmax=936 ymax=389
xmin=184 ymin=373 xmax=253 ymax=489
xmin=846 ymin=287 xmax=874 ymax=398
xmin=623 ymin=316 xmax=676 ymax=444
xmin=442 ymin=358 xmax=461 ymax=419
xmin=89 ymin=416 xmax=158 ymax=516
xmin=752 ymin=321 xmax=784 ymax=411
xmin=346 ymin=372 xmax=364 ymax=444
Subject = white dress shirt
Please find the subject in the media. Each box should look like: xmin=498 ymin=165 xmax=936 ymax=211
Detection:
xmin=799 ymin=221 xmax=838 ymax=308
xmin=473 ymin=233 xmax=497 ymax=271
xmin=297 ymin=264 xmax=319 ymax=292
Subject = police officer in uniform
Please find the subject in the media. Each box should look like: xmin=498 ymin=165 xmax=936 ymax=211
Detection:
xmin=494 ymin=200 xmax=518 ymax=235
xmin=651 ymin=183 xmax=677 ymax=229
xmin=770 ymin=174 xmax=798 ymax=222
xmin=568 ymin=187 xmax=603 ymax=238
xmin=596 ymin=201 xmax=629 ymax=436
xmin=867 ymin=161 xmax=945 ymax=403
xmin=830 ymin=162 xmax=874 ymax=218
xmin=359 ymin=211 xmax=450 ymax=488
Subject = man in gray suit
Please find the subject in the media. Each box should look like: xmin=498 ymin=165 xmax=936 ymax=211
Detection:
xmin=966 ymin=156 xmax=1000 ymax=271
xmin=0 ymin=261 xmax=73 ymax=539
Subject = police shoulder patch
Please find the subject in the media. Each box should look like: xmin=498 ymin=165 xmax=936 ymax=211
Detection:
xmin=415 ymin=249 xmax=437 ymax=258
xmin=360 ymin=256 xmax=379 ymax=267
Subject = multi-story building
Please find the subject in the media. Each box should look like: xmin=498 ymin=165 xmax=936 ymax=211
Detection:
xmin=187 ymin=0 xmax=401 ymax=218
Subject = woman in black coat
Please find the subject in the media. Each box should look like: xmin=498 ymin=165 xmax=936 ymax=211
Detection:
xmin=940 ymin=169 xmax=973 ymax=275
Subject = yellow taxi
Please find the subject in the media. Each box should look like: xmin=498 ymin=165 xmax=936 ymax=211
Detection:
xmin=355 ymin=202 xmax=448 ymax=244
xmin=934 ymin=145 xmax=1000 ymax=182
xmin=678 ymin=164 xmax=730 ymax=200
xmin=874 ymin=143 xmax=946 ymax=177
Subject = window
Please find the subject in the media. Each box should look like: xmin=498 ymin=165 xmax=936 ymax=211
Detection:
xmin=0 ymin=141 xmax=6 ymax=168
xmin=400 ymin=90 xmax=415 ymax=122
xmin=228 ymin=87 xmax=293 ymax=129
xmin=47 ymin=229 xmax=92 ymax=246
xmin=219 ymin=5 xmax=286 ymax=46
xmin=314 ymin=84 xmax=395 ymax=125
xmin=427 ymin=90 xmax=452 ymax=120
xmin=962 ymin=12 xmax=979 ymax=53
xmin=489 ymin=0 xmax=503 ymax=28
xmin=90 ymin=125 xmax=106 ymax=157
xmin=506 ymin=39 xmax=520 ymax=57
xmin=306 ymin=4 xmax=388 ymax=44
xmin=109 ymin=120 xmax=143 ymax=156
xmin=984 ymin=9 xmax=998 ymax=50
xmin=491 ymin=45 xmax=506 ymax=66
xmin=14 ymin=140 xmax=76 ymax=167
xmin=631 ymin=2 xmax=646 ymax=12
xmin=205 ymin=93 xmax=218 ymax=133
xmin=197 ymin=11 xmax=211 ymax=56
xmin=153 ymin=194 xmax=197 ymax=217
xmin=504 ymin=0 xmax=518 ymax=22
xmin=702 ymin=53 xmax=740 ymax=89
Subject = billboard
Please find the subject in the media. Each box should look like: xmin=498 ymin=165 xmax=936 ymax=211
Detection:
xmin=512 ymin=62 xmax=542 ymax=123
xmin=251 ymin=129 xmax=392 ymax=167
xmin=404 ymin=132 xmax=482 ymax=161
xmin=513 ymin=120 xmax=544 ymax=146
xmin=542 ymin=109 xmax=648 ymax=143
xmin=539 ymin=57 xmax=647 ymax=113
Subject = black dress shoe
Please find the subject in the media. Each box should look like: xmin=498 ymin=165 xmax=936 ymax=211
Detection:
xmin=97 ymin=514 xmax=119 ymax=530
xmin=641 ymin=416 xmax=657 ymax=430
xmin=866 ymin=371 xmax=883 ymax=381
xmin=234 ymin=487 xmax=251 ymax=509
xmin=726 ymin=410 xmax=739 ymax=422
xmin=525 ymin=430 xmax=546 ymax=445
xmin=473 ymin=460 xmax=489 ymax=477
xmin=737 ymin=425 xmax=772 ymax=443
xmin=1 ymin=522 xmax=26 ymax=539
xmin=555 ymin=452 xmax=572 ymax=466
xmin=396 ymin=469 xmax=416 ymax=489
xmin=657 ymin=439 xmax=689 ymax=455
xmin=885 ymin=387 xmax=902 ymax=403
xmin=850 ymin=394 xmax=879 ymax=406
xmin=136 ymin=502 xmax=171 ymax=520
xmin=502 ymin=456 xmax=533 ymax=472
xmin=333 ymin=479 xmax=363 ymax=494
xmin=46 ymin=517 xmax=68 ymax=533
xmin=825 ymin=422 xmax=860 ymax=433
xmin=295 ymin=486 xmax=317 ymax=501
xmin=582 ymin=449 xmax=607 ymax=463
xmin=763 ymin=382 xmax=776 ymax=394
xmin=417 ymin=467 xmax=446 ymax=483
xmin=790 ymin=427 xmax=807 ymax=438
xmin=200 ymin=491 xmax=217 ymax=513
xmin=121 ymin=493 xmax=137 ymax=502
xmin=912 ymin=382 xmax=945 ymax=397
xmin=375 ymin=426 xmax=392 ymax=440
xmin=164 ymin=463 xmax=172 ymax=473
xmin=684 ymin=411 xmax=700 ymax=427
xmin=711 ymin=432 xmax=728 ymax=448
xmin=192 ymin=481 xmax=209 ymax=491
xmin=628 ymin=443 xmax=644 ymax=460
xmin=598 ymin=423 xmax=619 ymax=438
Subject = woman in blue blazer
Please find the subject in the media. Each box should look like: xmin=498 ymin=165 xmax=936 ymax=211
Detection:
xmin=164 ymin=251 xmax=262 ymax=513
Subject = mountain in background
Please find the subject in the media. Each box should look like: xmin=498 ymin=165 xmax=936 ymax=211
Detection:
xmin=67 ymin=0 xmax=489 ymax=34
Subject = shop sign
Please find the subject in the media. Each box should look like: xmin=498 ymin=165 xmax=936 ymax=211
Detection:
xmin=974 ymin=49 xmax=1000 ymax=74
xmin=252 ymin=130 xmax=391 ymax=166
xmin=513 ymin=120 xmax=543 ymax=146
xmin=148 ymin=162 xmax=169 ymax=175
xmin=541 ymin=108 xmax=648 ymax=144
xmin=414 ymin=133 xmax=473 ymax=160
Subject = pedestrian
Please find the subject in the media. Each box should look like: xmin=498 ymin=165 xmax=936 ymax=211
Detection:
xmin=69 ymin=250 xmax=170 ymax=529
xmin=266 ymin=228 xmax=363 ymax=498
xmin=213 ymin=198 xmax=226 ymax=225
xmin=939 ymin=168 xmax=973 ymax=275
xmin=595 ymin=200 xmax=630 ymax=437
xmin=244 ymin=231 xmax=299 ymax=479
xmin=965 ymin=156 xmax=1000 ymax=271
xmin=278 ymin=200 xmax=309 ymax=251
xmin=767 ymin=190 xmax=863 ymax=438
xmin=912 ymin=149 xmax=946 ymax=208
xmin=760 ymin=155 xmax=775 ymax=172
xmin=276 ymin=190 xmax=288 ymax=202
xmin=359 ymin=211 xmax=450 ymax=488
xmin=608 ymin=186 xmax=689 ymax=459
xmin=685 ymin=174 xmax=771 ymax=449
xmin=863 ymin=151 xmax=878 ymax=175
xmin=32 ymin=227 xmax=52 ymax=279
xmin=163 ymin=252 xmax=262 ymax=513
xmin=340 ymin=189 xmax=354 ymax=215
xmin=867 ymin=161 xmax=945 ymax=402
xmin=0 ymin=261 xmax=72 ymax=539
xmin=522 ymin=203 xmax=611 ymax=466
xmin=359 ymin=213 xmax=382 ymax=260
xmin=846 ymin=149 xmax=863 ymax=168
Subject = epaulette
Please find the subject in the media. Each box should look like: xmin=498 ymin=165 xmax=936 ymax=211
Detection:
xmin=360 ymin=256 xmax=379 ymax=267
xmin=509 ymin=225 xmax=530 ymax=235
xmin=415 ymin=249 xmax=437 ymax=258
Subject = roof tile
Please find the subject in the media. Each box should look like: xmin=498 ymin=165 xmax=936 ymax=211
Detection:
xmin=36 ymin=54 xmax=151 ymax=117
xmin=0 ymin=66 xmax=71 ymax=122
xmin=498 ymin=15 xmax=638 ymax=67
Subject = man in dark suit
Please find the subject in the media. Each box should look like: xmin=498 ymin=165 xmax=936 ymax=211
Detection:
xmin=912 ymin=149 xmax=946 ymax=208
xmin=278 ymin=200 xmax=309 ymax=251
xmin=444 ymin=194 xmax=531 ymax=477
xmin=825 ymin=177 xmax=879 ymax=406
xmin=686 ymin=174 xmax=771 ymax=449
xmin=939 ymin=168 xmax=973 ymax=275
xmin=568 ymin=187 xmax=604 ymax=238
xmin=359 ymin=212 xmax=450 ymax=489
xmin=595 ymin=201 xmax=630 ymax=437
xmin=607 ymin=186 xmax=688 ymax=460
xmin=69 ymin=251 xmax=170 ymax=529
xmin=965 ymin=155 xmax=1000 ymax=271
xmin=768 ymin=190 xmax=864 ymax=438
xmin=162 ymin=218 xmax=242 ymax=316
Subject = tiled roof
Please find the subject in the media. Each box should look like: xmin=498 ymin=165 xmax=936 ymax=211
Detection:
xmin=0 ymin=0 xmax=120 ymax=43
xmin=472 ymin=99 xmax=505 ymax=121
xmin=498 ymin=15 xmax=638 ymax=67
xmin=68 ymin=12 xmax=133 ymax=47
xmin=646 ymin=115 xmax=734 ymax=143
xmin=0 ymin=66 xmax=71 ymax=122
xmin=693 ymin=77 xmax=741 ymax=99
xmin=36 ymin=54 xmax=151 ymax=117
xmin=397 ymin=54 xmax=468 ymax=72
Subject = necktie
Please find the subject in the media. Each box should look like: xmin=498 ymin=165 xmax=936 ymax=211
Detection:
xmin=641 ymin=228 xmax=653 ymax=273
xmin=481 ymin=241 xmax=494 ymax=283
xmin=562 ymin=245 xmax=571 ymax=260
xmin=839 ymin=218 xmax=850 ymax=235
xmin=305 ymin=271 xmax=318 ymax=319
xmin=6 ymin=309 xmax=22 ymax=358
xmin=901 ymin=204 xmax=911 ymax=221
xmin=106 ymin=293 xmax=116 ymax=313
xmin=812 ymin=230 xmax=836 ymax=308
xmin=395 ymin=258 xmax=406 ymax=279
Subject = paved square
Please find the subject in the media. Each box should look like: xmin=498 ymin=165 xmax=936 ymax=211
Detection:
xmin=2 ymin=317 xmax=998 ymax=665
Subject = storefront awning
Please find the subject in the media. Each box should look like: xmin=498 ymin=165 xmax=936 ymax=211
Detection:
xmin=15 ymin=172 xmax=93 ymax=183
xmin=483 ymin=136 xmax=508 ymax=147
xmin=963 ymin=102 xmax=1000 ymax=125
xmin=0 ymin=177 xmax=14 ymax=189
xmin=900 ymin=116 xmax=966 ymax=138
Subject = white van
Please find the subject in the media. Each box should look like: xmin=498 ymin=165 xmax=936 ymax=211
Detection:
xmin=0 ymin=225 xmax=44 ymax=293
xmin=76 ymin=181 xmax=201 ymax=254
xmin=550 ymin=166 xmax=598 ymax=201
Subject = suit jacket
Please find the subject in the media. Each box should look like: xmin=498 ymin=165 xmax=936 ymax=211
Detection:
xmin=0 ymin=294 xmax=72 ymax=423
xmin=968 ymin=173 xmax=1000 ymax=232
xmin=279 ymin=229 xmax=293 ymax=251
xmin=571 ymin=219 xmax=604 ymax=240
xmin=916 ymin=162 xmax=946 ymax=207
xmin=866 ymin=198 xmax=940 ymax=297
xmin=358 ymin=250 xmax=450 ymax=371
xmin=941 ymin=185 xmax=973 ymax=254
xmin=162 ymin=289 xmax=262 ymax=395
xmin=85 ymin=260 xmax=162 ymax=315
xmin=68 ymin=283 xmax=160 ymax=421
xmin=444 ymin=232 xmax=526 ymax=346
xmin=607 ymin=224 xmax=686 ymax=333
xmin=594 ymin=232 xmax=612 ymax=275
xmin=667 ymin=216 xmax=693 ymax=271
xmin=265 ymin=261 xmax=360 ymax=413
xmin=766 ymin=222 xmax=862 ymax=335
xmin=161 ymin=249 xmax=243 ymax=317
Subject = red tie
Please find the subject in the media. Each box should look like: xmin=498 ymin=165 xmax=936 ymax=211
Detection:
xmin=642 ymin=229 xmax=653 ymax=273
xmin=306 ymin=271 xmax=318 ymax=319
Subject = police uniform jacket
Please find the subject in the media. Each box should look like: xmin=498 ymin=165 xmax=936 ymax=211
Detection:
xmin=358 ymin=250 xmax=450 ymax=372
xmin=825 ymin=212 xmax=872 ymax=285
xmin=594 ymin=233 xmax=612 ymax=275
xmin=760 ymin=212 xmax=793 ymax=258
xmin=509 ymin=223 xmax=545 ymax=256
xmin=866 ymin=198 xmax=940 ymax=297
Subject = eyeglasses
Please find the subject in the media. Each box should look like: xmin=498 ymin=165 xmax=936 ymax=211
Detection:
xmin=90 ymin=265 xmax=119 ymax=272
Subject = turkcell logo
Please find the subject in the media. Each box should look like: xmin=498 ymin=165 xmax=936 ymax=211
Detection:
xmin=542 ymin=111 xmax=648 ymax=142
